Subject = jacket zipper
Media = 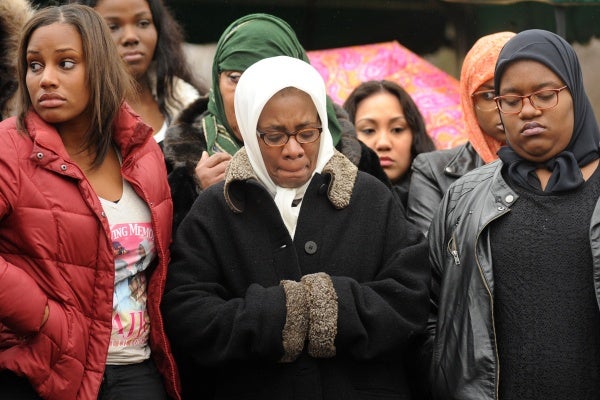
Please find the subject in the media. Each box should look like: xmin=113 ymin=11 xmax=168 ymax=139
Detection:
xmin=448 ymin=236 xmax=461 ymax=266
xmin=125 ymin=174 xmax=182 ymax=400
xmin=474 ymin=210 xmax=509 ymax=400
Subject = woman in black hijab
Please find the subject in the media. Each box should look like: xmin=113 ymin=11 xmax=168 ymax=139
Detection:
xmin=427 ymin=29 xmax=600 ymax=400
xmin=495 ymin=29 xmax=600 ymax=193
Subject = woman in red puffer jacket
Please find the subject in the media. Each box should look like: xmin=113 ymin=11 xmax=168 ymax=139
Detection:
xmin=0 ymin=5 xmax=179 ymax=400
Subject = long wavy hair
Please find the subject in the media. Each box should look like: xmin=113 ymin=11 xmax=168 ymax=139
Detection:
xmin=343 ymin=79 xmax=436 ymax=164
xmin=74 ymin=0 xmax=201 ymax=121
xmin=17 ymin=4 xmax=135 ymax=168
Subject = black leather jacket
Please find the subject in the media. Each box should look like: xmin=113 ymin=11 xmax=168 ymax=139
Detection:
xmin=407 ymin=142 xmax=484 ymax=235
xmin=427 ymin=161 xmax=517 ymax=399
xmin=427 ymin=160 xmax=600 ymax=399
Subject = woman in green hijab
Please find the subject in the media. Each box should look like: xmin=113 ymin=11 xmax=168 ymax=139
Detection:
xmin=164 ymin=13 xmax=389 ymax=231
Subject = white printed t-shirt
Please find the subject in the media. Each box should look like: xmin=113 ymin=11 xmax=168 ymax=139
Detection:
xmin=100 ymin=180 xmax=155 ymax=365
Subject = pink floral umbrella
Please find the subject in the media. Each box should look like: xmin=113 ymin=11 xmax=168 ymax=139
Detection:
xmin=307 ymin=41 xmax=467 ymax=150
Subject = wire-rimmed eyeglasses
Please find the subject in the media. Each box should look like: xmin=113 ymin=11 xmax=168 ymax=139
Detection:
xmin=494 ymin=86 xmax=568 ymax=115
xmin=471 ymin=90 xmax=498 ymax=112
xmin=257 ymin=126 xmax=322 ymax=147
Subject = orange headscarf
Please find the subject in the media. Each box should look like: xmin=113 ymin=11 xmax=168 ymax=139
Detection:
xmin=460 ymin=31 xmax=515 ymax=164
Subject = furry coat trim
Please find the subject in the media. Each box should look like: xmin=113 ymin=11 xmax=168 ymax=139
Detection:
xmin=224 ymin=148 xmax=357 ymax=213
xmin=0 ymin=0 xmax=33 ymax=120
xmin=163 ymin=98 xmax=389 ymax=231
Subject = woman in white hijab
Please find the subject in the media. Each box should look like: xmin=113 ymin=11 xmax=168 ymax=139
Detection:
xmin=235 ymin=55 xmax=335 ymax=238
xmin=162 ymin=55 xmax=431 ymax=400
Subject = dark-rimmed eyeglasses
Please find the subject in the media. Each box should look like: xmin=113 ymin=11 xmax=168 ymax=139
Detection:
xmin=471 ymin=90 xmax=497 ymax=112
xmin=257 ymin=127 xmax=322 ymax=147
xmin=494 ymin=86 xmax=568 ymax=115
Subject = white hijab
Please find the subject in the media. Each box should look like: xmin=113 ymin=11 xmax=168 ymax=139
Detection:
xmin=234 ymin=56 xmax=335 ymax=238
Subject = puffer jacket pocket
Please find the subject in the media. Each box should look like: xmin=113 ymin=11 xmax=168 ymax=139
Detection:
xmin=0 ymin=323 xmax=27 ymax=349
xmin=0 ymin=299 xmax=67 ymax=369
xmin=0 ymin=299 xmax=70 ymax=396
xmin=32 ymin=300 xmax=69 ymax=368
xmin=26 ymin=299 xmax=87 ymax=399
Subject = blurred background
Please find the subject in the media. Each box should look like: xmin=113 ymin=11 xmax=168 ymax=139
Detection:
xmin=31 ymin=0 xmax=600 ymax=121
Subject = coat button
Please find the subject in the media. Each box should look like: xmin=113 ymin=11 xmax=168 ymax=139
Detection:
xmin=304 ymin=241 xmax=317 ymax=254
xmin=60 ymin=164 xmax=67 ymax=171
xmin=36 ymin=152 xmax=44 ymax=159
xmin=505 ymin=194 xmax=514 ymax=203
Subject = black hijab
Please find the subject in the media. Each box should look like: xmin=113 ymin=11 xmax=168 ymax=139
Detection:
xmin=495 ymin=29 xmax=600 ymax=193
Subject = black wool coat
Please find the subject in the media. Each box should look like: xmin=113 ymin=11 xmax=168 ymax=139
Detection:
xmin=162 ymin=149 xmax=430 ymax=400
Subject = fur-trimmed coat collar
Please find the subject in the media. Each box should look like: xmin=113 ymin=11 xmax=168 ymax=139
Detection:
xmin=0 ymin=0 xmax=33 ymax=120
xmin=223 ymin=148 xmax=358 ymax=213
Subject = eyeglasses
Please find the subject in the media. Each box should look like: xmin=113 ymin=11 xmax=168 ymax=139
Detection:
xmin=494 ymin=86 xmax=568 ymax=115
xmin=471 ymin=90 xmax=497 ymax=112
xmin=257 ymin=126 xmax=322 ymax=147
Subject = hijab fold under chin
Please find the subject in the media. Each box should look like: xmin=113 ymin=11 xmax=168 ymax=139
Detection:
xmin=234 ymin=56 xmax=335 ymax=238
xmin=495 ymin=29 xmax=600 ymax=193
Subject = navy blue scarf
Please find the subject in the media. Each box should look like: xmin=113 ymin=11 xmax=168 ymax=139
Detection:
xmin=495 ymin=29 xmax=600 ymax=193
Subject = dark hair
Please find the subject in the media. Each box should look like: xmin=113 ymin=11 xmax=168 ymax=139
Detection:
xmin=17 ymin=4 xmax=134 ymax=168
xmin=73 ymin=0 xmax=201 ymax=121
xmin=343 ymin=80 xmax=436 ymax=162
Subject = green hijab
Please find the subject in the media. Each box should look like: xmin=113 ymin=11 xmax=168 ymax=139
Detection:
xmin=203 ymin=13 xmax=343 ymax=155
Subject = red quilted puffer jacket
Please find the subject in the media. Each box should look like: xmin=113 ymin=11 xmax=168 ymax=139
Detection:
xmin=0 ymin=105 xmax=180 ymax=400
